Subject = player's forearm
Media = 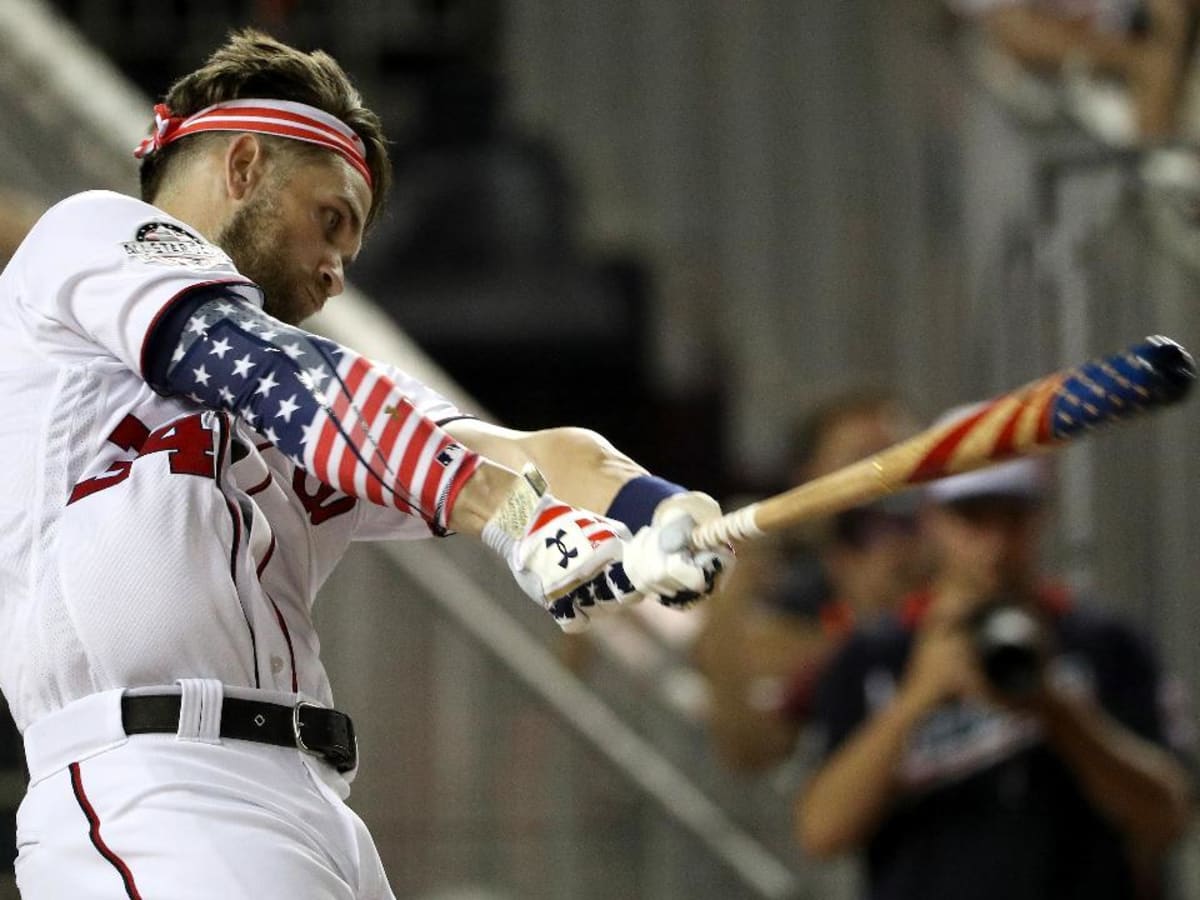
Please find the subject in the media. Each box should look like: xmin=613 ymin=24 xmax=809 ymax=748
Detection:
xmin=796 ymin=692 xmax=926 ymax=857
xmin=445 ymin=420 xmax=647 ymax=514
xmin=443 ymin=459 xmax=524 ymax=537
xmin=1038 ymin=686 xmax=1194 ymax=850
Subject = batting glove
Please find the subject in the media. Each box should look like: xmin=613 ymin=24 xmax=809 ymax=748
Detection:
xmin=621 ymin=491 xmax=733 ymax=609
xmin=482 ymin=468 xmax=638 ymax=632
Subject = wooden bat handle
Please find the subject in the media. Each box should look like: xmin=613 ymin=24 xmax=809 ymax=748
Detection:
xmin=690 ymin=336 xmax=1195 ymax=552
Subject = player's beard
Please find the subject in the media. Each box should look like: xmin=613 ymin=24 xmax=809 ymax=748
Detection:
xmin=216 ymin=189 xmax=315 ymax=327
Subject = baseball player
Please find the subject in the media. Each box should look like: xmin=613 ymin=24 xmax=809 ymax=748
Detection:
xmin=0 ymin=30 xmax=731 ymax=899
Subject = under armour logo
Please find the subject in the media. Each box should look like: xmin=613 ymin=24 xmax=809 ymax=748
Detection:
xmin=546 ymin=529 xmax=578 ymax=568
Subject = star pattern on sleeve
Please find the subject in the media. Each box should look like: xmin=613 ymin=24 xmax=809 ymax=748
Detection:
xmin=232 ymin=354 xmax=255 ymax=378
xmin=166 ymin=299 xmax=329 ymax=469
xmin=255 ymin=372 xmax=279 ymax=397
xmin=276 ymin=394 xmax=300 ymax=422
xmin=163 ymin=295 xmax=481 ymax=532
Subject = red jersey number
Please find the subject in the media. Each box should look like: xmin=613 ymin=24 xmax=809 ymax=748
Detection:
xmin=68 ymin=413 xmax=216 ymax=504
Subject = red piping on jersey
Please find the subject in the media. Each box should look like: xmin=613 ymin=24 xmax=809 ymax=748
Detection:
xmin=245 ymin=473 xmax=272 ymax=496
xmin=69 ymin=762 xmax=144 ymax=900
xmin=255 ymin=539 xmax=297 ymax=692
xmin=267 ymin=592 xmax=299 ymax=694
xmin=214 ymin=418 xmax=241 ymax=586
xmin=214 ymin=415 xmax=258 ymax=688
xmin=137 ymin=278 xmax=259 ymax=379
xmin=255 ymin=534 xmax=276 ymax=580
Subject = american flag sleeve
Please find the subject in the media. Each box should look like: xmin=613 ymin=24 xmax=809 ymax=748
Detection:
xmin=147 ymin=288 xmax=481 ymax=533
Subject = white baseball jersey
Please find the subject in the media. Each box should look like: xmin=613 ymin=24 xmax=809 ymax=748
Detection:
xmin=0 ymin=189 xmax=463 ymax=734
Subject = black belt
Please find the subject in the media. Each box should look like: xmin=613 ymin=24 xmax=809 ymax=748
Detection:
xmin=120 ymin=694 xmax=357 ymax=773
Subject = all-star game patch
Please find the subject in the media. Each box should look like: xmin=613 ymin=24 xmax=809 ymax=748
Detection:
xmin=122 ymin=221 xmax=233 ymax=269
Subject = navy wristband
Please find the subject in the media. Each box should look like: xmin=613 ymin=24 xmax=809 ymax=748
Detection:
xmin=606 ymin=475 xmax=687 ymax=532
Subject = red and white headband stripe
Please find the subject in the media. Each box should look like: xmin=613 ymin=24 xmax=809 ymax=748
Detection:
xmin=134 ymin=98 xmax=372 ymax=188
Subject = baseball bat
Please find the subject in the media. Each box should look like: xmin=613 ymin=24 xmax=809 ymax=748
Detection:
xmin=690 ymin=335 xmax=1195 ymax=551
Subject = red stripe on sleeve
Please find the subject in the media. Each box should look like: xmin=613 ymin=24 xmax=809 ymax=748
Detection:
xmin=310 ymin=418 xmax=337 ymax=486
xmin=366 ymin=402 xmax=413 ymax=505
xmin=338 ymin=376 xmax=392 ymax=496
xmin=395 ymin=418 xmax=436 ymax=510
xmin=350 ymin=377 xmax=393 ymax=451
xmin=312 ymin=357 xmax=370 ymax=486
xmin=329 ymin=357 xmax=371 ymax=420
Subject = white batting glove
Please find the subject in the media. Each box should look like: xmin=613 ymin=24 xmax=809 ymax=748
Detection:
xmin=621 ymin=491 xmax=734 ymax=609
xmin=482 ymin=469 xmax=638 ymax=633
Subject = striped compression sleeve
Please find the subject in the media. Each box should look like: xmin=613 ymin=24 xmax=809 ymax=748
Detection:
xmin=143 ymin=286 xmax=481 ymax=533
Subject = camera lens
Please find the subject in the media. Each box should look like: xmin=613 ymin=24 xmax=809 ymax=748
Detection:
xmin=971 ymin=603 xmax=1044 ymax=698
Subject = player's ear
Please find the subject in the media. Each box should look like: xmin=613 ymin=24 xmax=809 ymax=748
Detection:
xmin=223 ymin=133 xmax=269 ymax=201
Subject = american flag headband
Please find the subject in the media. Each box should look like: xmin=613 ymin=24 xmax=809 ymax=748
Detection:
xmin=133 ymin=98 xmax=372 ymax=189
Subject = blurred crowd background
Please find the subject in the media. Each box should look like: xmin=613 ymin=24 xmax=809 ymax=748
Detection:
xmin=2 ymin=1 xmax=1200 ymax=898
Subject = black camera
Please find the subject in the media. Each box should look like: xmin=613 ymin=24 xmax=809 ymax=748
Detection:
xmin=968 ymin=599 xmax=1048 ymax=700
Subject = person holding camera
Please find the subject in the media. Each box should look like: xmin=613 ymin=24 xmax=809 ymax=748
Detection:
xmin=691 ymin=388 xmax=927 ymax=772
xmin=795 ymin=442 xmax=1194 ymax=900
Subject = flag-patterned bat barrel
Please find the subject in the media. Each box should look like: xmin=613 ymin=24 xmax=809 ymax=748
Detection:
xmin=690 ymin=336 xmax=1196 ymax=551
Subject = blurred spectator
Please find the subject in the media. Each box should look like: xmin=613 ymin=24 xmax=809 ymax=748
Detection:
xmin=690 ymin=388 xmax=929 ymax=772
xmin=797 ymin=428 xmax=1194 ymax=900
xmin=948 ymin=0 xmax=1200 ymax=143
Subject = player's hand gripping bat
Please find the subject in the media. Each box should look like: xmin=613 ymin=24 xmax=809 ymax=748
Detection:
xmin=690 ymin=336 xmax=1195 ymax=551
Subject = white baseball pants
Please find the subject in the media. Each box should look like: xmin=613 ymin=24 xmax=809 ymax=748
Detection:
xmin=15 ymin=686 xmax=395 ymax=899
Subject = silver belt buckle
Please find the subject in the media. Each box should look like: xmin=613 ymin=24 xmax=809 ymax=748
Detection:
xmin=292 ymin=700 xmax=319 ymax=756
